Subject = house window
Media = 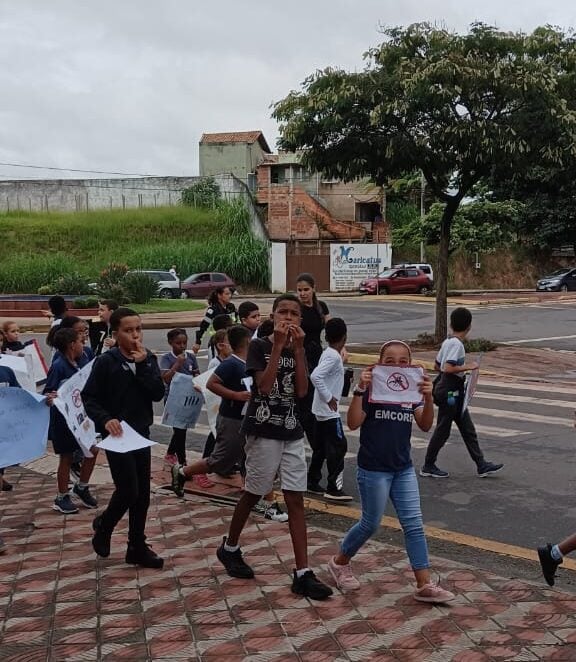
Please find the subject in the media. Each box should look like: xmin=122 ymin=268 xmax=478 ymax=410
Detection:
xmin=355 ymin=202 xmax=381 ymax=223
xmin=271 ymin=166 xmax=288 ymax=184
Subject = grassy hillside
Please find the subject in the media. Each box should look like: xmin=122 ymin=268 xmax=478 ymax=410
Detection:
xmin=0 ymin=201 xmax=269 ymax=293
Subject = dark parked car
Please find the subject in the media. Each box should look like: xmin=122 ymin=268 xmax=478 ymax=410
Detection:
xmin=536 ymin=268 xmax=576 ymax=292
xmin=180 ymin=272 xmax=237 ymax=299
xmin=359 ymin=268 xmax=433 ymax=295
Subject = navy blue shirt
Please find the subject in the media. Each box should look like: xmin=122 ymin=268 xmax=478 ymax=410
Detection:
xmin=44 ymin=355 xmax=81 ymax=447
xmin=0 ymin=366 xmax=20 ymax=388
xmin=358 ymin=394 xmax=422 ymax=472
xmin=214 ymin=355 xmax=247 ymax=420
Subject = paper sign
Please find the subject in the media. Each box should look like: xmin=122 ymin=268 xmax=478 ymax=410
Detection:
xmin=96 ymin=421 xmax=157 ymax=453
xmin=462 ymin=355 xmax=482 ymax=412
xmin=161 ymin=372 xmax=204 ymax=429
xmin=369 ymin=365 xmax=424 ymax=405
xmin=53 ymin=360 xmax=97 ymax=457
xmin=0 ymin=354 xmax=35 ymax=392
xmin=22 ymin=340 xmax=49 ymax=384
xmin=193 ymin=368 xmax=219 ymax=436
xmin=0 ymin=387 xmax=50 ymax=468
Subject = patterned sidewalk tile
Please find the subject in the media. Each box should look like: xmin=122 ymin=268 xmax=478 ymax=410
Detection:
xmin=1 ymin=463 xmax=576 ymax=660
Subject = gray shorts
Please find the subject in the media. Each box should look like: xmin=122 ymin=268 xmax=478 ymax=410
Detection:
xmin=244 ymin=435 xmax=307 ymax=496
xmin=206 ymin=416 xmax=245 ymax=476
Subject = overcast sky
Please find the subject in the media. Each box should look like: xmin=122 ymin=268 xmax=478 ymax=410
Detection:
xmin=1 ymin=0 xmax=575 ymax=180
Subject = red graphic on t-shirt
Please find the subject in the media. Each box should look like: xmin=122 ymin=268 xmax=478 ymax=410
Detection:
xmin=386 ymin=372 xmax=409 ymax=391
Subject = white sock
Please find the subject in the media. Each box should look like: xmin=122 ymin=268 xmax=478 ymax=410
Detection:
xmin=178 ymin=467 xmax=186 ymax=478
xmin=78 ymin=481 xmax=88 ymax=489
xmin=551 ymin=544 xmax=563 ymax=561
xmin=224 ymin=539 xmax=239 ymax=553
xmin=295 ymin=567 xmax=311 ymax=578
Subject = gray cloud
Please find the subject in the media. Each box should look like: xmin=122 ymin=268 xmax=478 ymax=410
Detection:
xmin=0 ymin=0 xmax=574 ymax=179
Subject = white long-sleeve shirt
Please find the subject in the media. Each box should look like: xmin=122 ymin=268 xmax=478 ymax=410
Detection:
xmin=311 ymin=346 xmax=344 ymax=421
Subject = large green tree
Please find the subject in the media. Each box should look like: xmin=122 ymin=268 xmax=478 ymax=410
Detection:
xmin=273 ymin=22 xmax=576 ymax=339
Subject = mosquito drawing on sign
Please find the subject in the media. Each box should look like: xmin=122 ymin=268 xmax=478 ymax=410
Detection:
xmin=386 ymin=372 xmax=410 ymax=392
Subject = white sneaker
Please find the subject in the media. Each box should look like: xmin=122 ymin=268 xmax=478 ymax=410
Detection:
xmin=252 ymin=499 xmax=268 ymax=515
xmin=414 ymin=582 xmax=455 ymax=604
xmin=265 ymin=502 xmax=289 ymax=522
xmin=328 ymin=557 xmax=360 ymax=591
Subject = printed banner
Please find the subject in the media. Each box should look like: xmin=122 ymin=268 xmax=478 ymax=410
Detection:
xmin=330 ymin=243 xmax=391 ymax=292
xmin=193 ymin=368 xmax=219 ymax=436
xmin=0 ymin=387 xmax=50 ymax=468
xmin=53 ymin=360 xmax=98 ymax=457
xmin=161 ymin=372 xmax=204 ymax=429
xmin=96 ymin=421 xmax=157 ymax=453
xmin=369 ymin=365 xmax=424 ymax=405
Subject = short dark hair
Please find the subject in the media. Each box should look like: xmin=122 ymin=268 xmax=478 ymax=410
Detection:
xmin=213 ymin=313 xmax=233 ymax=331
xmin=256 ymin=319 xmax=274 ymax=338
xmin=238 ymin=301 xmax=259 ymax=320
xmin=52 ymin=327 xmax=79 ymax=353
xmin=325 ymin=317 xmax=347 ymax=344
xmin=99 ymin=299 xmax=119 ymax=311
xmin=450 ymin=307 xmax=472 ymax=332
xmin=167 ymin=328 xmax=187 ymax=343
xmin=110 ymin=307 xmax=140 ymax=332
xmin=48 ymin=295 xmax=67 ymax=317
xmin=227 ymin=324 xmax=251 ymax=351
xmin=272 ymin=293 xmax=302 ymax=312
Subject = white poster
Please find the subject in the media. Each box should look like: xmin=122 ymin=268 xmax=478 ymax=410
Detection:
xmin=330 ymin=243 xmax=391 ymax=292
xmin=369 ymin=365 xmax=424 ymax=405
xmin=22 ymin=340 xmax=49 ymax=384
xmin=53 ymin=360 xmax=97 ymax=457
xmin=0 ymin=354 xmax=35 ymax=392
xmin=193 ymin=368 xmax=220 ymax=437
xmin=462 ymin=355 xmax=482 ymax=412
xmin=97 ymin=422 xmax=157 ymax=453
xmin=161 ymin=373 xmax=204 ymax=429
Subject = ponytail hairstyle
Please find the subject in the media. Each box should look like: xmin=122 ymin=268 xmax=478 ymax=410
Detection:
xmin=296 ymin=272 xmax=323 ymax=317
xmin=207 ymin=286 xmax=228 ymax=309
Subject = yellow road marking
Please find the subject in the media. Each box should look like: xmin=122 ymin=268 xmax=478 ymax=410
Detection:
xmin=303 ymin=496 xmax=576 ymax=572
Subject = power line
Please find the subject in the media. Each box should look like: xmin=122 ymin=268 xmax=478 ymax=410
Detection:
xmin=0 ymin=161 xmax=160 ymax=177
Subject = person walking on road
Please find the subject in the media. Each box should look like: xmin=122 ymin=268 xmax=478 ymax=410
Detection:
xmin=420 ymin=307 xmax=503 ymax=479
xmin=192 ymin=287 xmax=237 ymax=354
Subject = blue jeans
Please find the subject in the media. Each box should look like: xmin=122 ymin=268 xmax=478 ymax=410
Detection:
xmin=341 ymin=465 xmax=429 ymax=570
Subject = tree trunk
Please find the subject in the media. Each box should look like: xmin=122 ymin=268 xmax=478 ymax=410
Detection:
xmin=434 ymin=200 xmax=459 ymax=342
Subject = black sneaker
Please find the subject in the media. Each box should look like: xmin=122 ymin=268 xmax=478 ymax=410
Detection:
xmin=171 ymin=464 xmax=185 ymax=497
xmin=420 ymin=465 xmax=450 ymax=478
xmin=216 ymin=537 xmax=254 ymax=579
xmin=477 ymin=462 xmax=504 ymax=477
xmin=538 ymin=543 xmax=562 ymax=586
xmin=323 ymin=489 xmax=353 ymax=502
xmin=291 ymin=569 xmax=333 ymax=600
xmin=92 ymin=514 xmax=111 ymax=558
xmin=125 ymin=543 xmax=164 ymax=569
xmin=307 ymin=482 xmax=325 ymax=495
xmin=73 ymin=484 xmax=98 ymax=509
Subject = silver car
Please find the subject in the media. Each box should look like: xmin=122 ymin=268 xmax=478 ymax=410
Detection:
xmin=128 ymin=270 xmax=181 ymax=299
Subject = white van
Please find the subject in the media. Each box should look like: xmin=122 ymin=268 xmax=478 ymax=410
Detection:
xmin=393 ymin=263 xmax=434 ymax=283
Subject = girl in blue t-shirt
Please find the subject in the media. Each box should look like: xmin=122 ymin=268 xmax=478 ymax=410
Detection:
xmin=328 ymin=340 xmax=455 ymax=604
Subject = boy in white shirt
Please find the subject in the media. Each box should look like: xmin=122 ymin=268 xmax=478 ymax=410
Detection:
xmin=308 ymin=318 xmax=352 ymax=501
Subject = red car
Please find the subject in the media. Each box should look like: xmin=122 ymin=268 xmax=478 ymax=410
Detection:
xmin=359 ymin=267 xmax=433 ymax=295
xmin=180 ymin=272 xmax=237 ymax=299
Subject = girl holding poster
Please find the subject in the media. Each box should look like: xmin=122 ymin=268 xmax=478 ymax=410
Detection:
xmin=327 ymin=340 xmax=455 ymax=604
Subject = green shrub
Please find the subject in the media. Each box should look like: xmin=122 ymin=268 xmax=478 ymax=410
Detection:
xmin=464 ymin=338 xmax=498 ymax=353
xmin=96 ymin=263 xmax=130 ymax=302
xmin=72 ymin=296 xmax=99 ymax=309
xmin=37 ymin=285 xmax=52 ymax=295
xmin=124 ymin=272 xmax=158 ymax=304
xmin=181 ymin=178 xmax=221 ymax=208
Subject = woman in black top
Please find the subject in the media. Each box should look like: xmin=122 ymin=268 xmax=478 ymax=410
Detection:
xmin=296 ymin=273 xmax=330 ymax=371
xmin=192 ymin=286 xmax=237 ymax=353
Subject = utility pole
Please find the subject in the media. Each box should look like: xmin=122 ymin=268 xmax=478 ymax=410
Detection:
xmin=420 ymin=171 xmax=426 ymax=263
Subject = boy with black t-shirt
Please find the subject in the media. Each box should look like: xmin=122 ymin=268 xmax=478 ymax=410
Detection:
xmin=171 ymin=325 xmax=252 ymax=489
xmin=215 ymin=294 xmax=333 ymax=601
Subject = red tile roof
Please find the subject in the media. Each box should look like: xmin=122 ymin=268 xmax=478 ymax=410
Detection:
xmin=200 ymin=131 xmax=271 ymax=153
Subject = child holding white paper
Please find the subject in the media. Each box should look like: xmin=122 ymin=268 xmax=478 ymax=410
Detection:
xmin=44 ymin=328 xmax=98 ymax=515
xmin=328 ymin=340 xmax=455 ymax=604
xmin=82 ymin=307 xmax=165 ymax=569
xmin=160 ymin=328 xmax=200 ymax=467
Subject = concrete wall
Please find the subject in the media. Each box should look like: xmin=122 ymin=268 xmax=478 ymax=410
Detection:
xmin=199 ymin=142 xmax=268 ymax=184
xmin=269 ymin=242 xmax=287 ymax=292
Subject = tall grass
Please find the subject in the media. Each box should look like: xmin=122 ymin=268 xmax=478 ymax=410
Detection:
xmin=0 ymin=201 xmax=269 ymax=292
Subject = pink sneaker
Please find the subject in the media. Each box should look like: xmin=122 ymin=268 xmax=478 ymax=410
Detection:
xmin=414 ymin=582 xmax=455 ymax=604
xmin=328 ymin=557 xmax=360 ymax=591
xmin=164 ymin=454 xmax=178 ymax=467
xmin=194 ymin=474 xmax=215 ymax=489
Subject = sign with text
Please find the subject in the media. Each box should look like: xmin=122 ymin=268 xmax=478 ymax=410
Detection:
xmin=330 ymin=243 xmax=391 ymax=292
xmin=161 ymin=372 xmax=204 ymax=429
xmin=0 ymin=388 xmax=49 ymax=468
xmin=53 ymin=360 xmax=97 ymax=457
xmin=369 ymin=365 xmax=424 ymax=405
